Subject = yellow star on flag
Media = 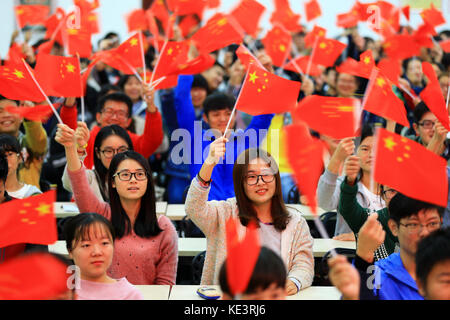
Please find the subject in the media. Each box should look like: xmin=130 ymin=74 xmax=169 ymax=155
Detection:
xmin=65 ymin=63 xmax=76 ymax=73
xmin=319 ymin=42 xmax=327 ymax=49
xmin=13 ymin=69 xmax=24 ymax=79
xmin=376 ymin=77 xmax=386 ymax=88
xmin=363 ymin=56 xmax=371 ymax=64
xmin=129 ymin=38 xmax=138 ymax=46
xmin=248 ymin=71 xmax=259 ymax=84
xmin=35 ymin=203 xmax=51 ymax=216
xmin=217 ymin=18 xmax=227 ymax=27
xmin=384 ymin=136 xmax=397 ymax=151
xmin=279 ymin=44 xmax=286 ymax=52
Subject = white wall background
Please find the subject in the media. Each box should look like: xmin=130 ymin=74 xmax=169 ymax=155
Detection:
xmin=1 ymin=0 xmax=449 ymax=58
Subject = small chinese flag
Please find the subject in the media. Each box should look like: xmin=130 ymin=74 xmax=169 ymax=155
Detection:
xmin=44 ymin=7 xmax=66 ymax=43
xmin=4 ymin=43 xmax=26 ymax=67
xmin=270 ymin=0 xmax=302 ymax=32
xmin=0 ymin=252 xmax=70 ymax=300
xmin=235 ymin=63 xmax=301 ymax=116
xmin=65 ymin=28 xmax=92 ymax=58
xmin=5 ymin=104 xmax=55 ymax=122
xmin=402 ymin=5 xmax=410 ymax=21
xmin=230 ymin=0 xmax=266 ymax=37
xmin=373 ymin=128 xmax=448 ymax=207
xmin=0 ymin=190 xmax=57 ymax=247
xmin=420 ymin=3 xmax=446 ymax=27
xmin=262 ymin=25 xmax=292 ymax=67
xmin=0 ymin=65 xmax=44 ymax=102
xmin=440 ymin=40 xmax=450 ymax=53
xmin=191 ymin=13 xmax=243 ymax=55
xmin=236 ymin=44 xmax=266 ymax=70
xmin=153 ymin=40 xmax=190 ymax=79
xmin=377 ymin=58 xmax=401 ymax=86
xmin=285 ymin=121 xmax=325 ymax=215
xmin=147 ymin=0 xmax=170 ymax=33
xmin=305 ymin=0 xmax=322 ymax=22
xmin=86 ymin=11 xmax=100 ymax=34
xmin=179 ymin=15 xmax=200 ymax=38
xmin=420 ymin=61 xmax=450 ymax=131
xmin=336 ymin=50 xmax=374 ymax=79
xmin=225 ymin=217 xmax=260 ymax=297
xmin=167 ymin=0 xmax=207 ymax=17
xmin=283 ymin=55 xmax=321 ymax=77
xmin=142 ymin=70 xmax=178 ymax=90
xmin=363 ymin=68 xmax=410 ymax=128
xmin=126 ymin=9 xmax=148 ymax=33
xmin=382 ymin=34 xmax=421 ymax=61
xmin=35 ymin=54 xmax=83 ymax=98
xmin=293 ymin=95 xmax=361 ymax=139
xmin=304 ymin=25 xmax=327 ymax=48
xmin=336 ymin=11 xmax=359 ymax=28
xmin=352 ymin=1 xmax=372 ymax=21
xmin=176 ymin=54 xmax=216 ymax=76
xmin=312 ymin=38 xmax=346 ymax=67
xmin=15 ymin=5 xmax=50 ymax=28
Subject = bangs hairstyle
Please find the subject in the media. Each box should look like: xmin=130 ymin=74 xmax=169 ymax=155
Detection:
xmin=107 ymin=150 xmax=162 ymax=238
xmin=233 ymin=148 xmax=290 ymax=231
xmin=203 ymin=92 xmax=235 ymax=116
xmin=94 ymin=125 xmax=134 ymax=200
xmin=416 ymin=227 xmax=450 ymax=286
xmin=388 ymin=192 xmax=445 ymax=224
xmin=219 ymin=246 xmax=287 ymax=297
xmin=0 ymin=133 xmax=21 ymax=154
xmin=63 ymin=213 xmax=115 ymax=252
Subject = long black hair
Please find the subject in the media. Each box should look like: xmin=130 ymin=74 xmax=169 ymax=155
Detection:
xmin=107 ymin=150 xmax=162 ymax=238
xmin=93 ymin=125 xmax=134 ymax=201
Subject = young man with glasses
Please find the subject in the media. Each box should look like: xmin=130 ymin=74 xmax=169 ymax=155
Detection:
xmin=351 ymin=193 xmax=445 ymax=300
xmin=60 ymin=91 xmax=163 ymax=170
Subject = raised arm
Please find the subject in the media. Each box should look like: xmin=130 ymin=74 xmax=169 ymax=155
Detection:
xmin=185 ymin=137 xmax=233 ymax=237
xmin=55 ymin=123 xmax=110 ymax=218
xmin=132 ymin=85 xmax=164 ymax=158
xmin=174 ymin=75 xmax=196 ymax=133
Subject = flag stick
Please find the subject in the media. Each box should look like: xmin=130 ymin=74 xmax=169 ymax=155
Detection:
xmin=306 ymin=36 xmax=319 ymax=76
xmin=139 ymin=31 xmax=147 ymax=85
xmin=149 ymin=39 xmax=168 ymax=85
xmin=398 ymin=84 xmax=416 ymax=101
xmin=76 ymin=53 xmax=85 ymax=123
xmin=313 ymin=216 xmax=337 ymax=257
xmin=117 ymin=56 xmax=143 ymax=82
xmin=22 ymin=59 xmax=64 ymax=124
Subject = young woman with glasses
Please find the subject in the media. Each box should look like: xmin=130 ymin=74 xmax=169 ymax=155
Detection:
xmin=185 ymin=137 xmax=314 ymax=296
xmin=62 ymin=123 xmax=133 ymax=202
xmin=56 ymin=124 xmax=178 ymax=285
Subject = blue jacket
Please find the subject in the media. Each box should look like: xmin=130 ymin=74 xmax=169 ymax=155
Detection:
xmin=174 ymin=75 xmax=274 ymax=201
xmin=373 ymin=253 xmax=423 ymax=300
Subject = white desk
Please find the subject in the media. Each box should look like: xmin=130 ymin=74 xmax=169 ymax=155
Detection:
xmin=168 ymin=285 xmax=341 ymax=300
xmin=49 ymin=238 xmax=356 ymax=259
xmin=165 ymin=204 xmax=327 ymax=221
xmin=54 ymin=201 xmax=168 ymax=218
xmin=135 ymin=285 xmax=171 ymax=300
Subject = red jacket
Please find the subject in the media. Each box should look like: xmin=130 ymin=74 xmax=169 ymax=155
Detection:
xmin=60 ymin=105 xmax=163 ymax=169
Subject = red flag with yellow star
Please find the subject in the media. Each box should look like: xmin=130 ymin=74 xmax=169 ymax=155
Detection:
xmin=191 ymin=13 xmax=243 ymax=55
xmin=262 ymin=25 xmax=292 ymax=67
xmin=304 ymin=25 xmax=327 ymax=47
xmin=373 ymin=128 xmax=448 ymax=207
xmin=270 ymin=0 xmax=302 ymax=32
xmin=0 ymin=190 xmax=57 ymax=247
xmin=167 ymin=0 xmax=207 ymax=17
xmin=153 ymin=40 xmax=190 ymax=79
xmin=126 ymin=9 xmax=148 ymax=33
xmin=0 ymin=252 xmax=69 ymax=300
xmin=35 ymin=54 xmax=83 ymax=98
xmin=363 ymin=68 xmax=410 ymax=128
xmin=0 ymin=65 xmax=44 ymax=101
xmin=64 ymin=28 xmax=92 ymax=58
xmin=312 ymin=38 xmax=346 ymax=67
xmin=336 ymin=11 xmax=359 ymax=28
xmin=283 ymin=55 xmax=322 ymax=76
xmin=285 ymin=121 xmax=325 ymax=215
xmin=420 ymin=3 xmax=446 ymax=27
xmin=293 ymin=95 xmax=361 ymax=139
xmin=420 ymin=61 xmax=450 ymax=131
xmin=305 ymin=0 xmax=322 ymax=22
xmin=5 ymin=104 xmax=55 ymax=122
xmin=15 ymin=5 xmax=50 ymax=28
xmin=235 ymin=63 xmax=301 ymax=115
xmin=336 ymin=50 xmax=374 ymax=79
xmin=382 ymin=34 xmax=421 ymax=60
xmin=230 ymin=0 xmax=266 ymax=37
xmin=236 ymin=44 xmax=266 ymax=70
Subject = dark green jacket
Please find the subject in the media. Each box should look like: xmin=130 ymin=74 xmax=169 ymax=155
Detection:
xmin=338 ymin=177 xmax=398 ymax=255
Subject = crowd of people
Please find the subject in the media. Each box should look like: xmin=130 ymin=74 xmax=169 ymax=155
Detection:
xmin=0 ymin=0 xmax=450 ymax=301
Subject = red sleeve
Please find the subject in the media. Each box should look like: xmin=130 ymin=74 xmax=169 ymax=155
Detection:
xmin=83 ymin=126 xmax=99 ymax=170
xmin=60 ymin=104 xmax=78 ymax=130
xmin=128 ymin=111 xmax=163 ymax=158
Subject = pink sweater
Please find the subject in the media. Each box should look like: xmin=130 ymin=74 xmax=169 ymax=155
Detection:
xmin=76 ymin=278 xmax=144 ymax=300
xmin=68 ymin=165 xmax=178 ymax=285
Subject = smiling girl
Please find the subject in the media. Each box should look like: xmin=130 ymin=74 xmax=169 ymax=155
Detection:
xmin=64 ymin=212 xmax=143 ymax=300
xmin=185 ymin=138 xmax=314 ymax=295
xmin=56 ymin=124 xmax=178 ymax=285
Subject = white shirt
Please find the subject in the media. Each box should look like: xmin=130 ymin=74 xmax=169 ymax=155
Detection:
xmin=8 ymin=184 xmax=42 ymax=199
